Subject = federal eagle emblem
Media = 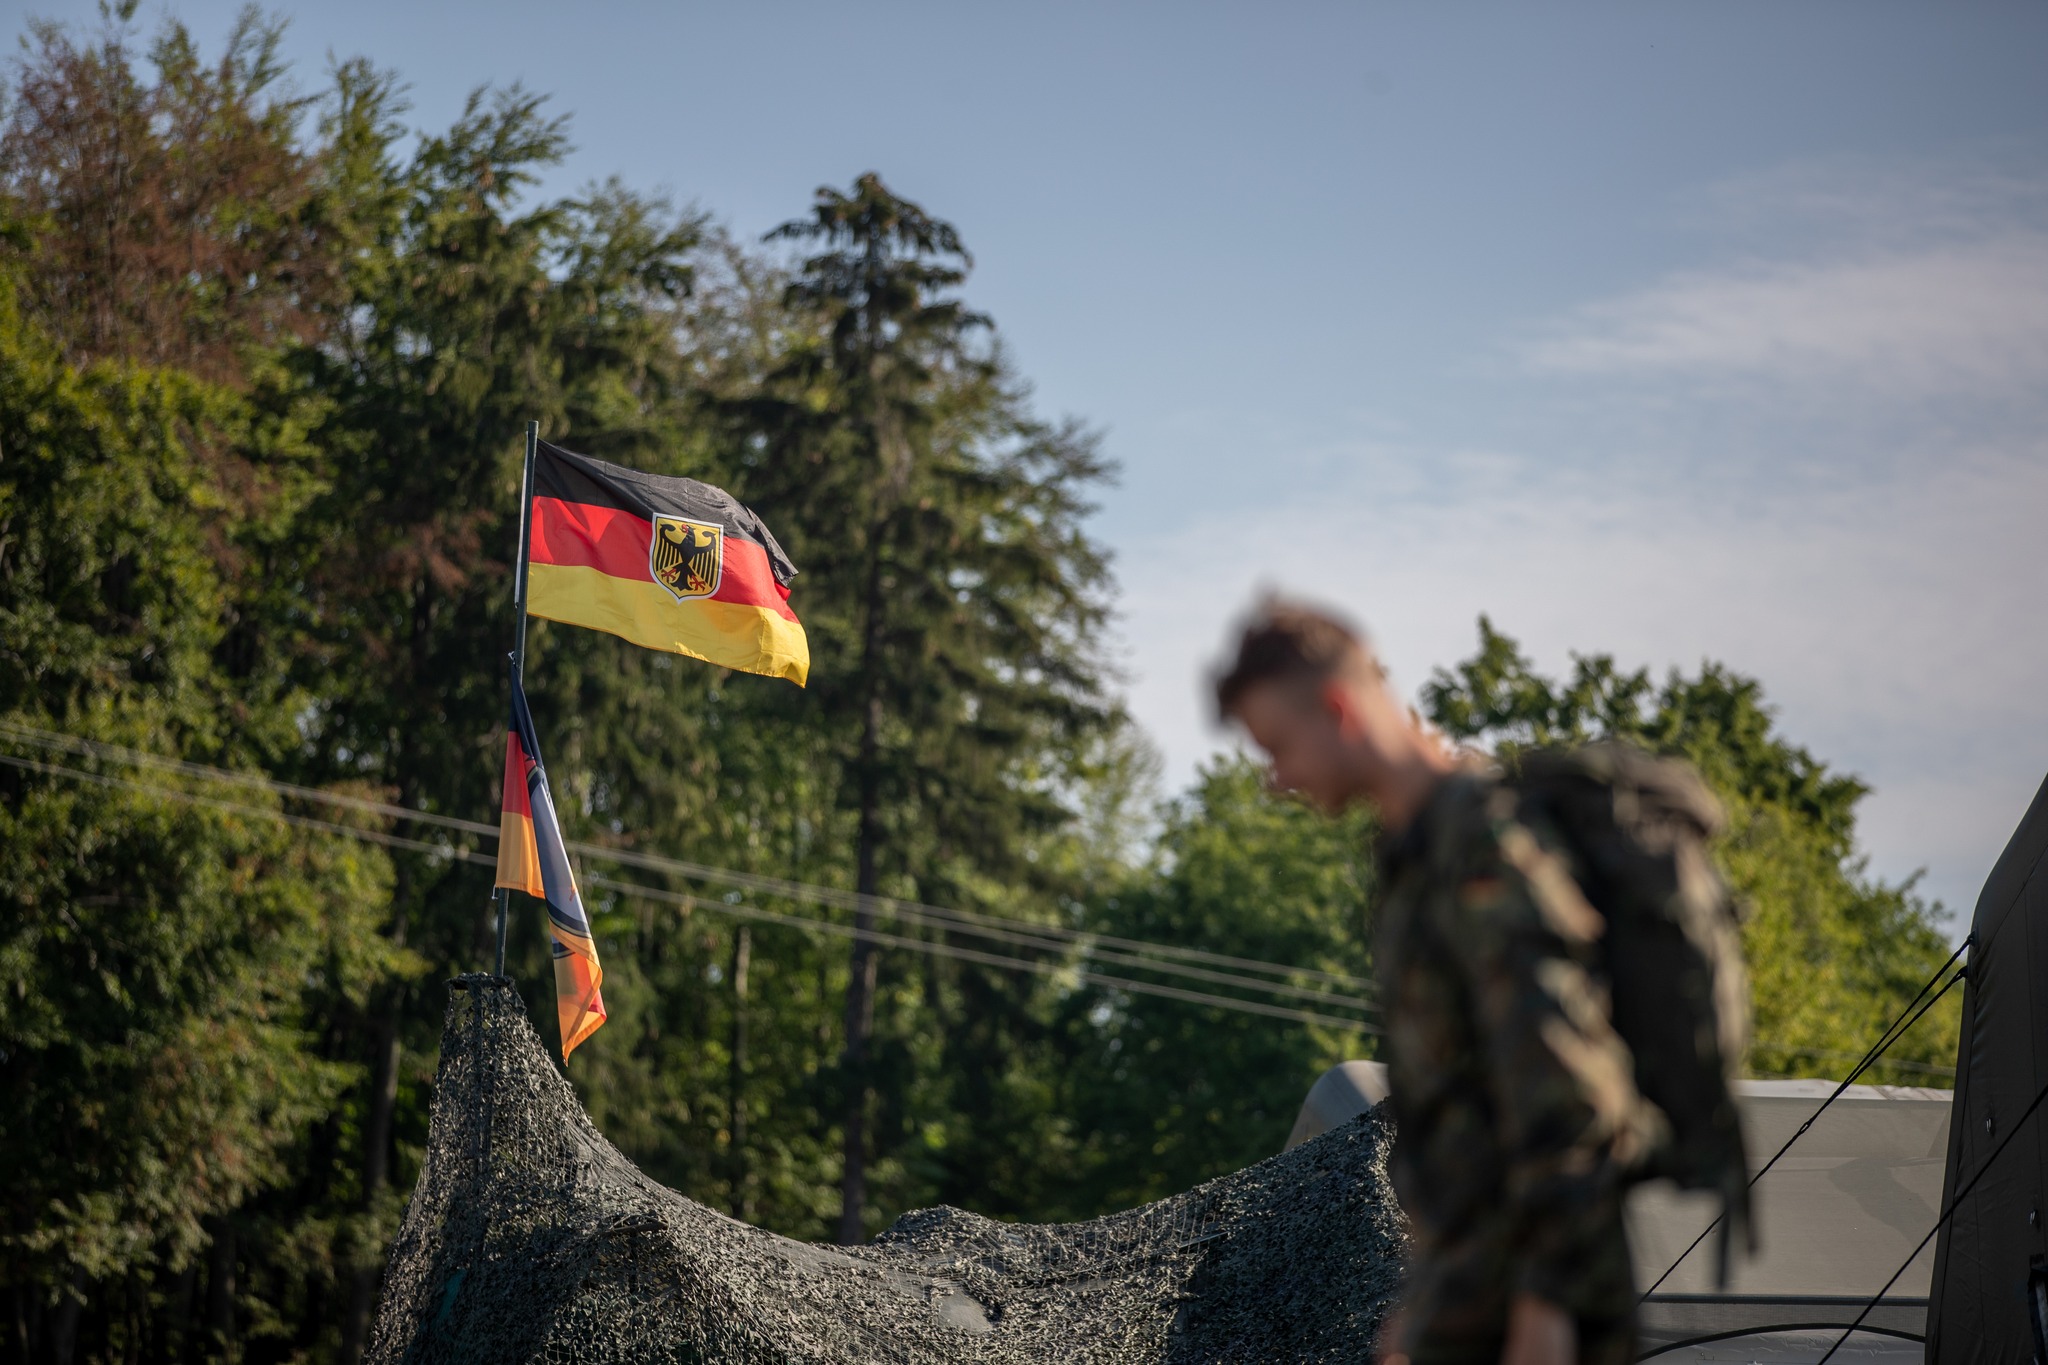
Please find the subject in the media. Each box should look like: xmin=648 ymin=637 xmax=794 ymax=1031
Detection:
xmin=650 ymin=514 xmax=724 ymax=602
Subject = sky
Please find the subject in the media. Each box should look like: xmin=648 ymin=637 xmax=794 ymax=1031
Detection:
xmin=25 ymin=1 xmax=2048 ymax=925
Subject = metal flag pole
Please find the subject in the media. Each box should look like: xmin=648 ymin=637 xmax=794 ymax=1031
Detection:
xmin=494 ymin=420 xmax=541 ymax=977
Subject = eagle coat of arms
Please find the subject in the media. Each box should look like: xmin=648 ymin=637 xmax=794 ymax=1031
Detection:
xmin=650 ymin=514 xmax=724 ymax=602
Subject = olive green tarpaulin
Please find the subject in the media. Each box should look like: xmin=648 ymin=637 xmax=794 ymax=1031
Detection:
xmin=366 ymin=977 xmax=1406 ymax=1364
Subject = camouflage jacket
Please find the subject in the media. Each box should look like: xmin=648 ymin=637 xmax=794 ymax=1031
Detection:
xmin=1375 ymin=768 xmax=1666 ymax=1361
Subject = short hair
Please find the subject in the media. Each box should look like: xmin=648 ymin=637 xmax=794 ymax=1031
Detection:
xmin=1213 ymin=598 xmax=1379 ymax=722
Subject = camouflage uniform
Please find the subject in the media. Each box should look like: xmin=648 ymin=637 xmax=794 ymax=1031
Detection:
xmin=1375 ymin=769 xmax=1667 ymax=1365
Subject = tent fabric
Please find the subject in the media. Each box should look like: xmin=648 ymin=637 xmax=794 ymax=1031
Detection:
xmin=1928 ymin=772 xmax=2048 ymax=1365
xmin=1285 ymin=1061 xmax=1390 ymax=1150
xmin=1631 ymin=1080 xmax=1950 ymax=1350
xmin=1286 ymin=1071 xmax=1953 ymax=1352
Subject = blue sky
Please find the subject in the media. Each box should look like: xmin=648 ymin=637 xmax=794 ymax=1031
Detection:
xmin=26 ymin=1 xmax=2048 ymax=923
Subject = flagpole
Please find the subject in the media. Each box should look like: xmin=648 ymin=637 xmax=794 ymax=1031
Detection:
xmin=512 ymin=420 xmax=538 ymax=681
xmin=494 ymin=420 xmax=540 ymax=977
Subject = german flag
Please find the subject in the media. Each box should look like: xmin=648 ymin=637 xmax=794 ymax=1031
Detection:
xmin=496 ymin=675 xmax=606 ymax=1059
xmin=525 ymin=441 xmax=809 ymax=685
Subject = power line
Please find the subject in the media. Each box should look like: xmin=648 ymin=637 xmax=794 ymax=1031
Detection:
xmin=0 ymin=747 xmax=1375 ymax=1033
xmin=0 ymin=750 xmax=488 ymax=864
xmin=585 ymin=875 xmax=1375 ymax=1033
xmin=0 ymin=720 xmax=1378 ymax=1005
xmin=0 ymin=719 xmax=497 ymax=833
xmin=591 ymin=841 xmax=1378 ymax=998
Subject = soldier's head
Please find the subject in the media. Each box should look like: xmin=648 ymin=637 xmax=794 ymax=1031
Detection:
xmin=1215 ymin=598 xmax=1444 ymax=822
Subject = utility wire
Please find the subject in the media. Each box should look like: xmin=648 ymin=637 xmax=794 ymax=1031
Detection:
xmin=1639 ymin=937 xmax=1972 ymax=1301
xmin=1811 ymin=1070 xmax=2048 ymax=1365
xmin=0 ymin=719 xmax=499 ymax=832
xmin=0 ymin=751 xmax=489 ymax=864
xmin=584 ymin=875 xmax=1375 ymax=1033
xmin=0 ymin=732 xmax=1376 ymax=1010
xmin=588 ymin=841 xmax=1378 ymax=998
xmin=0 ymin=720 xmax=1377 ymax=1002
xmin=0 ymin=749 xmax=1376 ymax=1032
xmin=588 ymin=836 xmax=1372 ymax=1010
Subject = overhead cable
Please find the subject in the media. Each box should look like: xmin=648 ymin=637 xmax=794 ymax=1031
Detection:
xmin=584 ymin=874 xmax=1375 ymax=1033
xmin=0 ymin=720 xmax=1376 ymax=1003
xmin=0 ymin=747 xmax=1374 ymax=1033
xmin=1748 ymin=1040 xmax=1955 ymax=1079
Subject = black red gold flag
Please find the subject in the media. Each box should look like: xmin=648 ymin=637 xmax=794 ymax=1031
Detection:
xmin=495 ymin=674 xmax=607 ymax=1059
xmin=524 ymin=442 xmax=809 ymax=685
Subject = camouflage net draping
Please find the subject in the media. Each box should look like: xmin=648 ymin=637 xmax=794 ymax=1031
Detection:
xmin=365 ymin=976 xmax=1405 ymax=1364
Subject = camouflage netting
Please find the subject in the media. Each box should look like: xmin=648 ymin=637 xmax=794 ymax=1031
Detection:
xmin=365 ymin=976 xmax=1406 ymax=1364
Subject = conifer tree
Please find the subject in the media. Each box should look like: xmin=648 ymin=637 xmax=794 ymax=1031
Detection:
xmin=749 ymin=174 xmax=1116 ymax=1240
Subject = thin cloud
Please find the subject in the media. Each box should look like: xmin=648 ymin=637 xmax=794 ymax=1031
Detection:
xmin=1116 ymin=440 xmax=2048 ymax=924
xmin=1522 ymin=233 xmax=2048 ymax=396
xmin=1682 ymin=155 xmax=2048 ymax=251
xmin=1114 ymin=155 xmax=2048 ymax=926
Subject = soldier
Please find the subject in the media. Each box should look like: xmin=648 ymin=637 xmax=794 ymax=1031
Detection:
xmin=1215 ymin=599 xmax=1666 ymax=1365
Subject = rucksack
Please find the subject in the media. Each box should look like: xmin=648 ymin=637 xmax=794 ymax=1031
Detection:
xmin=1508 ymin=742 xmax=1755 ymax=1281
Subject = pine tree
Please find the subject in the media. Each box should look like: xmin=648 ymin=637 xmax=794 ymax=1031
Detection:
xmin=746 ymin=173 xmax=1116 ymax=1240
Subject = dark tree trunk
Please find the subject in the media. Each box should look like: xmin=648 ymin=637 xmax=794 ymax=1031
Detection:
xmin=838 ymin=692 xmax=884 ymax=1245
xmin=361 ymin=1013 xmax=401 ymax=1203
xmin=157 ymin=1262 xmax=194 ymax=1365
xmin=341 ymin=767 xmax=417 ymax=1365
xmin=338 ymin=1004 xmax=399 ymax=1364
xmin=202 ymin=1223 xmax=234 ymax=1361
xmin=11 ymin=1285 xmax=30 ymax=1365
xmin=837 ymin=519 xmax=889 ymax=1245
xmin=728 ymin=926 xmax=752 ymax=1221
xmin=47 ymin=1277 xmax=78 ymax=1365
xmin=120 ymin=1273 xmax=137 ymax=1365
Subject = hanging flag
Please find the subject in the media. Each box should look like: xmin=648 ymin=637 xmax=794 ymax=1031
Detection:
xmin=523 ymin=441 xmax=810 ymax=685
xmin=496 ymin=674 xmax=607 ymax=1059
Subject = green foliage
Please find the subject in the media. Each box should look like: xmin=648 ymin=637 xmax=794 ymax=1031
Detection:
xmin=1422 ymin=616 xmax=1961 ymax=1084
xmin=0 ymin=239 xmax=405 ymax=1357
xmin=1 ymin=5 xmax=333 ymax=382
xmin=1050 ymin=758 xmax=1377 ymax=1217
xmin=738 ymin=171 xmax=1117 ymax=1240
xmin=0 ymin=10 xmax=1973 ymax=1359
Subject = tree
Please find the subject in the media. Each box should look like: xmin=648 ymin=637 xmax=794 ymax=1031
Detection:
xmin=0 ymin=9 xmax=1134 ymax=1349
xmin=2 ymin=11 xmax=723 ymax=1349
xmin=0 ymin=4 xmax=337 ymax=384
xmin=287 ymin=77 xmax=710 ymax=1356
xmin=0 ymin=236 xmax=400 ymax=1363
xmin=744 ymin=173 xmax=1117 ymax=1241
xmin=1051 ymin=757 xmax=1377 ymax=1218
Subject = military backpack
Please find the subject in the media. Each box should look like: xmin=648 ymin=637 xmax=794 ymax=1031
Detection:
xmin=1507 ymin=742 xmax=1754 ymax=1279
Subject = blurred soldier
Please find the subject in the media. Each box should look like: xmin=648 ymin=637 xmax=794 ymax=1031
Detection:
xmin=1215 ymin=599 xmax=1669 ymax=1365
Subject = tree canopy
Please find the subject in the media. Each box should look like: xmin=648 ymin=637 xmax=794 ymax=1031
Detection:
xmin=0 ymin=10 xmax=1966 ymax=1362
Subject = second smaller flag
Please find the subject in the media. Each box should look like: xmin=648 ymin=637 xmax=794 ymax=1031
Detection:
xmin=496 ymin=674 xmax=607 ymax=1059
